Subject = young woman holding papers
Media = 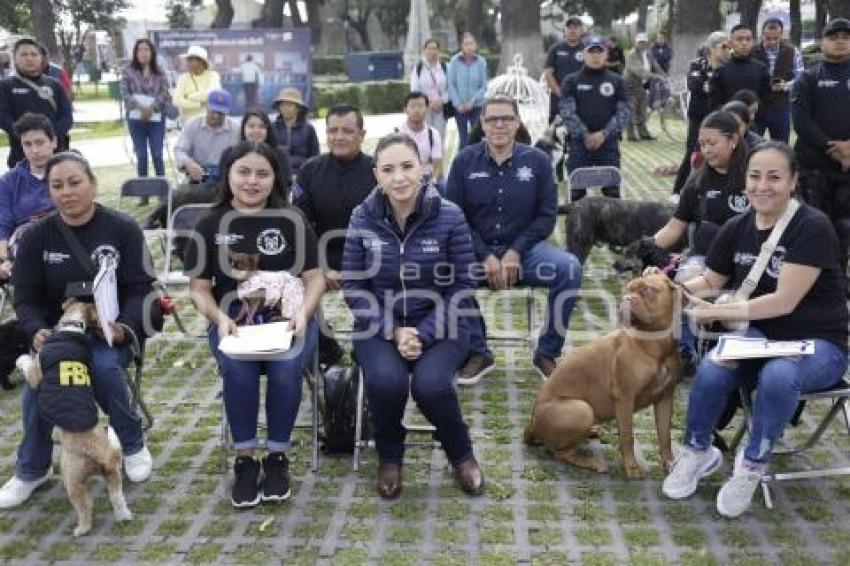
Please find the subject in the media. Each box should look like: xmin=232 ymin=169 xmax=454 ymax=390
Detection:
xmin=184 ymin=141 xmax=324 ymax=508
xmin=660 ymin=142 xmax=848 ymax=518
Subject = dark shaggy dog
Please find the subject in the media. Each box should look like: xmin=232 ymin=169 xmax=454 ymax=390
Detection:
xmin=0 ymin=320 xmax=30 ymax=390
xmin=613 ymin=236 xmax=682 ymax=276
xmin=560 ymin=196 xmax=678 ymax=264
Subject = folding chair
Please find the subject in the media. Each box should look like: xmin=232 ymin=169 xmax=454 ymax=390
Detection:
xmin=352 ymin=367 xmax=438 ymax=471
xmin=734 ymin=378 xmax=850 ymax=509
xmin=162 ymin=203 xmax=213 ymax=287
xmin=220 ymin=349 xmax=322 ymax=493
xmin=565 ymin=166 xmax=623 ymax=204
xmin=118 ymin=177 xmax=172 ymax=228
xmin=117 ymin=323 xmax=154 ymax=431
xmin=0 ymin=282 xmax=10 ymax=319
xmin=475 ymin=286 xmax=539 ymax=348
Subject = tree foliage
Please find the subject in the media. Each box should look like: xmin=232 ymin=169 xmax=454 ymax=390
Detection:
xmin=53 ymin=0 xmax=128 ymax=68
xmin=552 ymin=0 xmax=642 ymax=32
xmin=0 ymin=0 xmax=32 ymax=34
xmin=166 ymin=0 xmax=192 ymax=30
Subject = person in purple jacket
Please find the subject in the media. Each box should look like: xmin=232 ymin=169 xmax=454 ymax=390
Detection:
xmin=342 ymin=133 xmax=484 ymax=500
xmin=0 ymin=113 xmax=56 ymax=280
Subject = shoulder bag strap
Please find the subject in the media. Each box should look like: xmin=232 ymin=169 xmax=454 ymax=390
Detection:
xmin=17 ymin=75 xmax=57 ymax=112
xmin=53 ymin=213 xmax=98 ymax=279
xmin=735 ymin=199 xmax=800 ymax=300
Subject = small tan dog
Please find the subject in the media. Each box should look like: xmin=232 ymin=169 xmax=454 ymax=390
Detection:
xmin=524 ymin=273 xmax=683 ymax=478
xmin=16 ymin=301 xmax=131 ymax=536
xmin=228 ymin=251 xmax=304 ymax=324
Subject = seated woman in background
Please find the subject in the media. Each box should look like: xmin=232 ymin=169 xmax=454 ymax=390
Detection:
xmin=184 ymin=141 xmax=324 ymax=508
xmin=342 ymin=133 xmax=484 ymax=499
xmin=0 ymin=113 xmax=58 ymax=280
xmin=662 ymin=141 xmax=849 ymax=518
xmin=722 ymin=100 xmax=763 ymax=149
xmin=272 ymin=88 xmax=320 ymax=177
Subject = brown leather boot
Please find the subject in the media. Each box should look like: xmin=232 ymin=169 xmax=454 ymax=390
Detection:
xmin=453 ymin=455 xmax=484 ymax=496
xmin=376 ymin=462 xmax=402 ymax=499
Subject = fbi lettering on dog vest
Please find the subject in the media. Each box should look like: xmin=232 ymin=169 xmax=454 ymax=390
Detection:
xmin=59 ymin=361 xmax=91 ymax=386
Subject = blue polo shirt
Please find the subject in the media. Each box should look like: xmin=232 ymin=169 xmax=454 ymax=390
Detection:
xmin=446 ymin=141 xmax=557 ymax=261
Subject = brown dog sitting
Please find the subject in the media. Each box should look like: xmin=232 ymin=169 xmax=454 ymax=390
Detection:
xmin=524 ymin=273 xmax=683 ymax=478
xmin=16 ymin=301 xmax=132 ymax=536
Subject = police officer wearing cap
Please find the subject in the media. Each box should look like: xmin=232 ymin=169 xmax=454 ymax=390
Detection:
xmin=560 ymin=36 xmax=630 ymax=201
xmin=544 ymin=16 xmax=586 ymax=124
xmin=792 ymin=18 xmax=850 ymax=266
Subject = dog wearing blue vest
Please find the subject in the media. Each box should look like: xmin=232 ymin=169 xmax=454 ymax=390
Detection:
xmin=16 ymin=300 xmax=131 ymax=537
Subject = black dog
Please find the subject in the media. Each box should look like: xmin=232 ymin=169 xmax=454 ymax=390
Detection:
xmin=613 ymin=236 xmax=681 ymax=275
xmin=561 ymin=196 xmax=678 ymax=263
xmin=0 ymin=320 xmax=30 ymax=390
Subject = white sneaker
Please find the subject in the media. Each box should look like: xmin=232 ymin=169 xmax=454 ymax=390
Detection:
xmin=0 ymin=473 xmax=50 ymax=509
xmin=124 ymin=446 xmax=153 ymax=483
xmin=661 ymin=445 xmax=722 ymax=500
xmin=716 ymin=452 xmax=762 ymax=518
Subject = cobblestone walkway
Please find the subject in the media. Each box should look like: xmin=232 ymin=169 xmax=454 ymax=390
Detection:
xmin=2 ymin=117 xmax=850 ymax=565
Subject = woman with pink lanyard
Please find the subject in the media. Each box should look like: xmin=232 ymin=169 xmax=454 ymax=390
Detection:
xmin=410 ymin=38 xmax=449 ymax=145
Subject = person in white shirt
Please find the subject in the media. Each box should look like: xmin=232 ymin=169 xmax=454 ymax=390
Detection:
xmin=409 ymin=38 xmax=450 ymax=144
xmin=397 ymin=91 xmax=444 ymax=191
xmin=239 ymin=54 xmax=264 ymax=108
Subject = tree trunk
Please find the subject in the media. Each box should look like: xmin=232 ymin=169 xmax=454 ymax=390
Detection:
xmin=586 ymin=0 xmax=615 ymax=33
xmin=829 ymin=0 xmax=850 ymax=18
xmin=465 ymin=0 xmax=483 ymax=40
xmin=738 ymin=0 xmax=763 ymax=30
xmin=306 ymin=0 xmax=322 ymax=46
xmin=350 ymin=7 xmax=373 ymax=51
xmin=671 ymin=0 xmax=720 ymax=78
xmin=816 ymin=0 xmax=828 ymax=39
xmin=790 ymin=0 xmax=802 ymax=46
xmin=29 ymin=0 xmax=59 ymax=58
xmin=286 ymin=0 xmax=303 ymax=25
xmin=498 ymin=0 xmax=543 ymax=75
xmin=211 ymin=0 xmax=234 ymax=28
xmin=637 ymin=0 xmax=649 ymax=33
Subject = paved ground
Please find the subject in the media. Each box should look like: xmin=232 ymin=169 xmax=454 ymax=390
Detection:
xmin=2 ymin=116 xmax=850 ymax=564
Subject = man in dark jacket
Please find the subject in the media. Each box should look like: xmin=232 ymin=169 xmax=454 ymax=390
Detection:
xmin=792 ymin=18 xmax=850 ymax=266
xmin=650 ymin=31 xmax=673 ymax=73
xmin=708 ymin=24 xmax=771 ymax=112
xmin=543 ymin=16 xmax=586 ymax=123
xmin=294 ymin=104 xmax=376 ymax=364
xmin=0 ymin=38 xmax=72 ymax=168
xmin=561 ymin=36 xmax=630 ymax=200
xmin=447 ymin=95 xmax=583 ymax=381
xmin=751 ymin=18 xmax=805 ymax=143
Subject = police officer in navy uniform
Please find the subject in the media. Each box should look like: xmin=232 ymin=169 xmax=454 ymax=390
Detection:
xmin=560 ymin=36 xmax=630 ymax=201
xmin=792 ymin=18 xmax=850 ymax=267
xmin=543 ymin=16 xmax=586 ymax=123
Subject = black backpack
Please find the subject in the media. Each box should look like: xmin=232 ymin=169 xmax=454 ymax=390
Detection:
xmin=321 ymin=363 xmax=371 ymax=454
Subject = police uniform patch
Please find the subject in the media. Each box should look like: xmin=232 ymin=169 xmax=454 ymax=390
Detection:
xmin=575 ymin=52 xmax=584 ymax=62
xmin=256 ymin=228 xmax=286 ymax=255
xmin=599 ymin=82 xmax=615 ymax=97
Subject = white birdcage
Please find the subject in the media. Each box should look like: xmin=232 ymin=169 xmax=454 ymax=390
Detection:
xmin=486 ymin=54 xmax=550 ymax=142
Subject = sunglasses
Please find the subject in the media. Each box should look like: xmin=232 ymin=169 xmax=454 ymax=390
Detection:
xmin=586 ymin=46 xmax=606 ymax=53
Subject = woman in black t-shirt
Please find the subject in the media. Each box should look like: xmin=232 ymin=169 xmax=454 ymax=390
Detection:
xmin=662 ymin=142 xmax=849 ymax=519
xmin=184 ymin=141 xmax=325 ymax=508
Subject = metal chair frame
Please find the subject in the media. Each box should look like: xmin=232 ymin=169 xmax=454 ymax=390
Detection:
xmin=565 ymin=166 xmax=624 ymax=204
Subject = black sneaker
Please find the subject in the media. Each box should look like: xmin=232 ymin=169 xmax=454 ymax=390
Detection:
xmin=231 ymin=456 xmax=261 ymax=508
xmin=261 ymin=452 xmax=291 ymax=502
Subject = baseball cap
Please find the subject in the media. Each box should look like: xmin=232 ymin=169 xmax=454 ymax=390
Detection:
xmin=823 ymin=18 xmax=850 ymax=37
xmin=565 ymin=16 xmax=584 ymax=27
xmin=584 ymin=36 xmax=607 ymax=51
xmin=207 ymin=89 xmax=231 ymax=114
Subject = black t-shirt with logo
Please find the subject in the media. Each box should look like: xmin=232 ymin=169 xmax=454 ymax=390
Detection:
xmin=561 ymin=67 xmax=627 ymax=132
xmin=706 ymin=204 xmax=848 ymax=347
xmin=674 ymin=168 xmax=749 ymax=256
xmin=183 ymin=203 xmax=318 ymax=304
xmin=546 ymin=40 xmax=586 ymax=87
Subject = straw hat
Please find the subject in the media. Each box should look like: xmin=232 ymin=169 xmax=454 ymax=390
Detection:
xmin=179 ymin=45 xmax=209 ymax=68
xmin=273 ymin=87 xmax=307 ymax=109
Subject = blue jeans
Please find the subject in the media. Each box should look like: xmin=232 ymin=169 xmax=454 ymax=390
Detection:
xmin=354 ymin=334 xmax=472 ymax=464
xmin=209 ymin=319 xmax=318 ymax=451
xmin=754 ymin=107 xmax=791 ymax=144
xmin=567 ymin=136 xmax=622 ymax=201
xmin=128 ymin=118 xmax=166 ymax=177
xmin=684 ymin=327 xmax=848 ymax=464
xmin=468 ymin=241 xmax=583 ymax=360
xmin=455 ymin=107 xmax=481 ymax=148
xmin=16 ymin=339 xmax=144 ymax=481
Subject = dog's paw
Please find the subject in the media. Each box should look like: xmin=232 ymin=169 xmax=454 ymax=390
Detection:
xmin=623 ymin=459 xmax=648 ymax=480
xmin=73 ymin=523 xmax=92 ymax=537
xmin=114 ymin=505 xmax=132 ymax=522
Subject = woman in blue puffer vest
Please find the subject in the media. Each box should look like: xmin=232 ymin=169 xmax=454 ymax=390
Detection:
xmin=342 ymin=133 xmax=484 ymax=500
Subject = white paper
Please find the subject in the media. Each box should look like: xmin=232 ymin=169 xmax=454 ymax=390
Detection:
xmin=713 ymin=335 xmax=815 ymax=361
xmin=218 ymin=322 xmax=294 ymax=360
xmin=129 ymin=94 xmax=162 ymax=121
xmin=93 ymin=260 xmax=119 ymax=346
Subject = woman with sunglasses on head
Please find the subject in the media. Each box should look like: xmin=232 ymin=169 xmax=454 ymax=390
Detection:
xmin=673 ymin=31 xmax=732 ymax=195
